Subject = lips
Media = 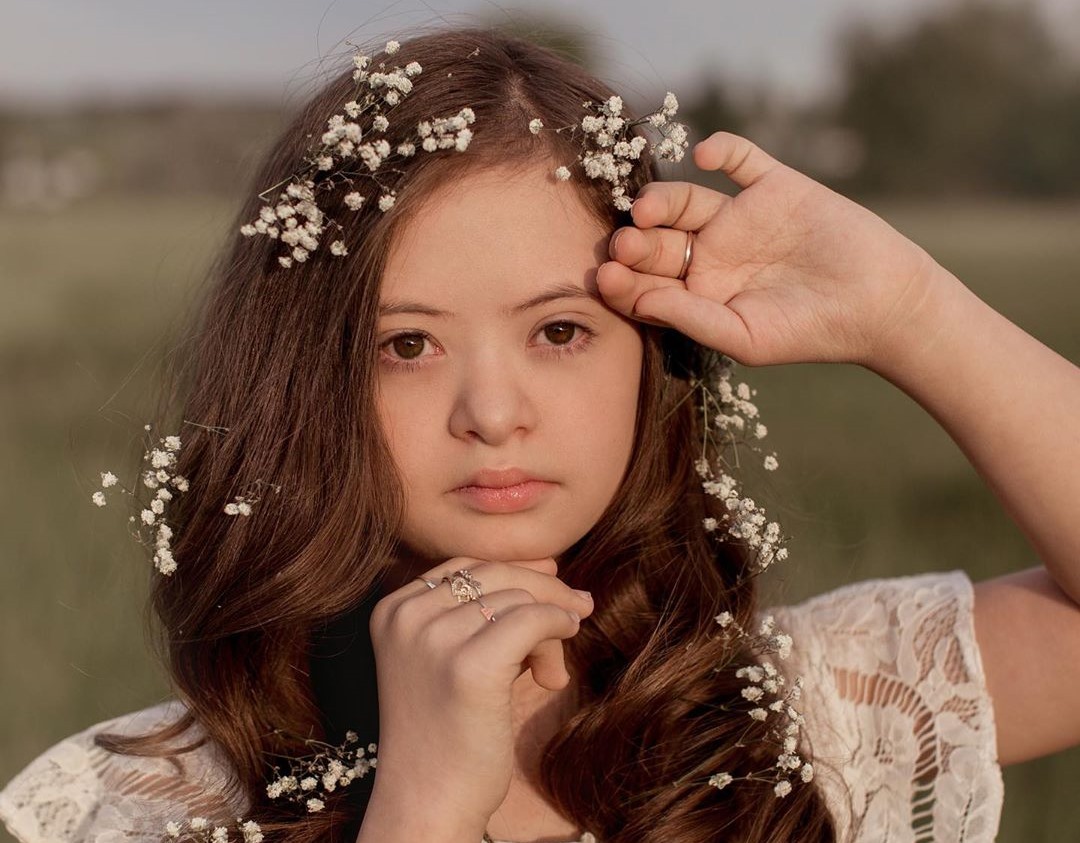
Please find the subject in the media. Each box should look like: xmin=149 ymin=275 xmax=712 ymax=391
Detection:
xmin=456 ymin=467 xmax=546 ymax=489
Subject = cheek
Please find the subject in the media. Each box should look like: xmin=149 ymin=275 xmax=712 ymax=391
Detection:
xmin=558 ymin=334 xmax=642 ymax=477
xmin=376 ymin=389 xmax=430 ymax=489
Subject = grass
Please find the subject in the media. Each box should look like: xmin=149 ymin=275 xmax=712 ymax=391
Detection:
xmin=1 ymin=194 xmax=1078 ymax=841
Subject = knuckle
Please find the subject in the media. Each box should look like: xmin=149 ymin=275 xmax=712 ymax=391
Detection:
xmin=413 ymin=616 xmax=446 ymax=654
xmin=387 ymin=592 xmax=425 ymax=631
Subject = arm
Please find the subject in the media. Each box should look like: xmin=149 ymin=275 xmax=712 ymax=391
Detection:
xmin=864 ymin=264 xmax=1080 ymax=605
xmin=598 ymin=129 xmax=1080 ymax=764
xmin=355 ymin=765 xmax=489 ymax=843
xmin=865 ymin=264 xmax=1080 ymax=766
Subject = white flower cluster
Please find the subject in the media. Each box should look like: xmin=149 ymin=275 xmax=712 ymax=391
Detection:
xmin=264 ymin=730 xmax=377 ymax=814
xmin=707 ymin=614 xmax=814 ymax=797
xmin=538 ymin=91 xmax=689 ymax=211
xmin=91 ymin=424 xmax=189 ymax=576
xmin=239 ymin=38 xmax=476 ymax=270
xmin=693 ymin=357 xmax=786 ymax=576
xmin=693 ymin=354 xmax=812 ymax=799
xmin=164 ymin=817 xmax=263 ymax=843
xmin=223 ymin=479 xmax=281 ymax=517
xmin=91 ymin=422 xmax=281 ymax=575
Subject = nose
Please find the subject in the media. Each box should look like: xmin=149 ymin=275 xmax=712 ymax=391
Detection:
xmin=447 ymin=357 xmax=540 ymax=444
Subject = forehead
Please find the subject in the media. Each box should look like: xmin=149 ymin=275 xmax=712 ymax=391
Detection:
xmin=380 ymin=163 xmax=610 ymax=310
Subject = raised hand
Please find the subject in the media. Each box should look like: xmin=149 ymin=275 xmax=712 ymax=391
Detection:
xmin=597 ymin=130 xmax=947 ymax=369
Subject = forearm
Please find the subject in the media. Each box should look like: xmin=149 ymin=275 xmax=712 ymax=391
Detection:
xmin=865 ymin=263 xmax=1080 ymax=604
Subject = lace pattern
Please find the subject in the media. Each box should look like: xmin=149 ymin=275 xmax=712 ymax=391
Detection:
xmin=0 ymin=701 xmax=243 ymax=843
xmin=762 ymin=568 xmax=1004 ymax=842
xmin=1 ymin=571 xmax=1003 ymax=843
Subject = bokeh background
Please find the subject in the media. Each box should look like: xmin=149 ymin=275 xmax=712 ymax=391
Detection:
xmin=3 ymin=1 xmax=1079 ymax=839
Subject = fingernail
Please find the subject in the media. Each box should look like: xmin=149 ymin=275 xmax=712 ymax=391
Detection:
xmin=574 ymin=589 xmax=593 ymax=601
xmin=568 ymin=610 xmax=581 ymax=622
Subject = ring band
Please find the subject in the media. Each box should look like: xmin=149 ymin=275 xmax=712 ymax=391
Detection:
xmin=476 ymin=600 xmax=496 ymax=622
xmin=677 ymin=230 xmax=694 ymax=281
xmin=415 ymin=571 xmax=496 ymax=621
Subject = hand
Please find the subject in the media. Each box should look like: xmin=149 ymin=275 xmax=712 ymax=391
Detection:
xmin=367 ymin=556 xmax=595 ymax=832
xmin=597 ymin=130 xmax=944 ymax=368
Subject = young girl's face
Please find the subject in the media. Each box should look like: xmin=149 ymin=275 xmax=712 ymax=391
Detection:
xmin=376 ymin=162 xmax=644 ymax=571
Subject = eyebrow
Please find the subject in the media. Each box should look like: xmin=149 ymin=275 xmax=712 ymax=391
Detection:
xmin=378 ymin=282 xmax=603 ymax=319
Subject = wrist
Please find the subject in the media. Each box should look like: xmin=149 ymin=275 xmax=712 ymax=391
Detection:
xmin=859 ymin=257 xmax=970 ymax=382
xmin=356 ymin=773 xmax=489 ymax=843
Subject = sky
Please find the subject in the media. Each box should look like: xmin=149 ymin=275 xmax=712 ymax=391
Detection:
xmin=5 ymin=0 xmax=1080 ymax=108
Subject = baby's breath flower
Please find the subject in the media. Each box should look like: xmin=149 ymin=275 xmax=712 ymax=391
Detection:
xmin=528 ymin=117 xmax=543 ymax=134
xmin=774 ymin=779 xmax=793 ymax=798
xmin=708 ymin=772 xmax=733 ymax=790
xmin=554 ymin=165 xmax=571 ymax=181
xmin=552 ymin=92 xmax=688 ymax=211
xmin=306 ymin=798 xmax=325 ymax=813
xmin=91 ymin=491 xmax=107 ymax=507
xmin=239 ymin=43 xmax=475 ymax=269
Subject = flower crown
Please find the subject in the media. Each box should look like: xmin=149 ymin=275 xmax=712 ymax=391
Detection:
xmin=236 ymin=38 xmax=689 ymax=270
xmin=89 ymin=38 xmax=812 ymax=843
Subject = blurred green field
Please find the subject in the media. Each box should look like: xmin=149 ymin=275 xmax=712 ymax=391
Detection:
xmin=1 ymin=194 xmax=1078 ymax=841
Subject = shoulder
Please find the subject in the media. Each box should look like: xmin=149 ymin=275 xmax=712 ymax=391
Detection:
xmin=0 ymin=699 xmax=243 ymax=843
xmin=759 ymin=570 xmax=1003 ymax=843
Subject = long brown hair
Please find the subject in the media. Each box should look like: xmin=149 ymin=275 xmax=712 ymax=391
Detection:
xmin=99 ymin=24 xmax=840 ymax=843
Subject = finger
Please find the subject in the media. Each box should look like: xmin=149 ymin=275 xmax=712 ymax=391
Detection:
xmin=692 ymin=131 xmax=782 ymax=189
xmin=629 ymin=179 xmax=729 ymax=233
xmin=399 ymin=559 xmax=591 ymax=620
xmin=608 ymin=225 xmax=695 ymax=282
xmin=386 ymin=556 xmax=556 ymax=612
xmin=622 ymin=280 xmax=756 ymax=363
xmin=596 ymin=258 xmax=688 ymax=323
xmin=461 ymin=599 xmax=581 ymax=689
xmin=524 ymin=638 xmax=573 ymax=690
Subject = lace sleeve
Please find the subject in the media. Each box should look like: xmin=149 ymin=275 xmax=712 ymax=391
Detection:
xmin=0 ymin=700 xmax=244 ymax=843
xmin=761 ymin=569 xmax=1004 ymax=843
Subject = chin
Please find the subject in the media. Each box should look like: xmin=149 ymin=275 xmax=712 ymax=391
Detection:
xmin=432 ymin=526 xmax=577 ymax=566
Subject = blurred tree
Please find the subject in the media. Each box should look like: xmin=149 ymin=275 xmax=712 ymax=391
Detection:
xmin=478 ymin=10 xmax=600 ymax=72
xmin=832 ymin=0 xmax=1080 ymax=197
xmin=681 ymin=76 xmax=745 ymax=140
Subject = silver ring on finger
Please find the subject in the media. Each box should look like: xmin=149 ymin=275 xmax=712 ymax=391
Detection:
xmin=442 ymin=568 xmax=483 ymax=603
xmin=676 ymin=229 xmax=694 ymax=281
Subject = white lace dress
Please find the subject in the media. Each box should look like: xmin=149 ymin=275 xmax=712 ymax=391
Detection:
xmin=0 ymin=569 xmax=1003 ymax=843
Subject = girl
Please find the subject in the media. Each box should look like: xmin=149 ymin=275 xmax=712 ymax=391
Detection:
xmin=3 ymin=24 xmax=1079 ymax=843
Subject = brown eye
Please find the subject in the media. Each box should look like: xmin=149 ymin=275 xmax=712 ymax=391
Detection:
xmin=390 ymin=334 xmax=425 ymax=360
xmin=542 ymin=322 xmax=576 ymax=345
